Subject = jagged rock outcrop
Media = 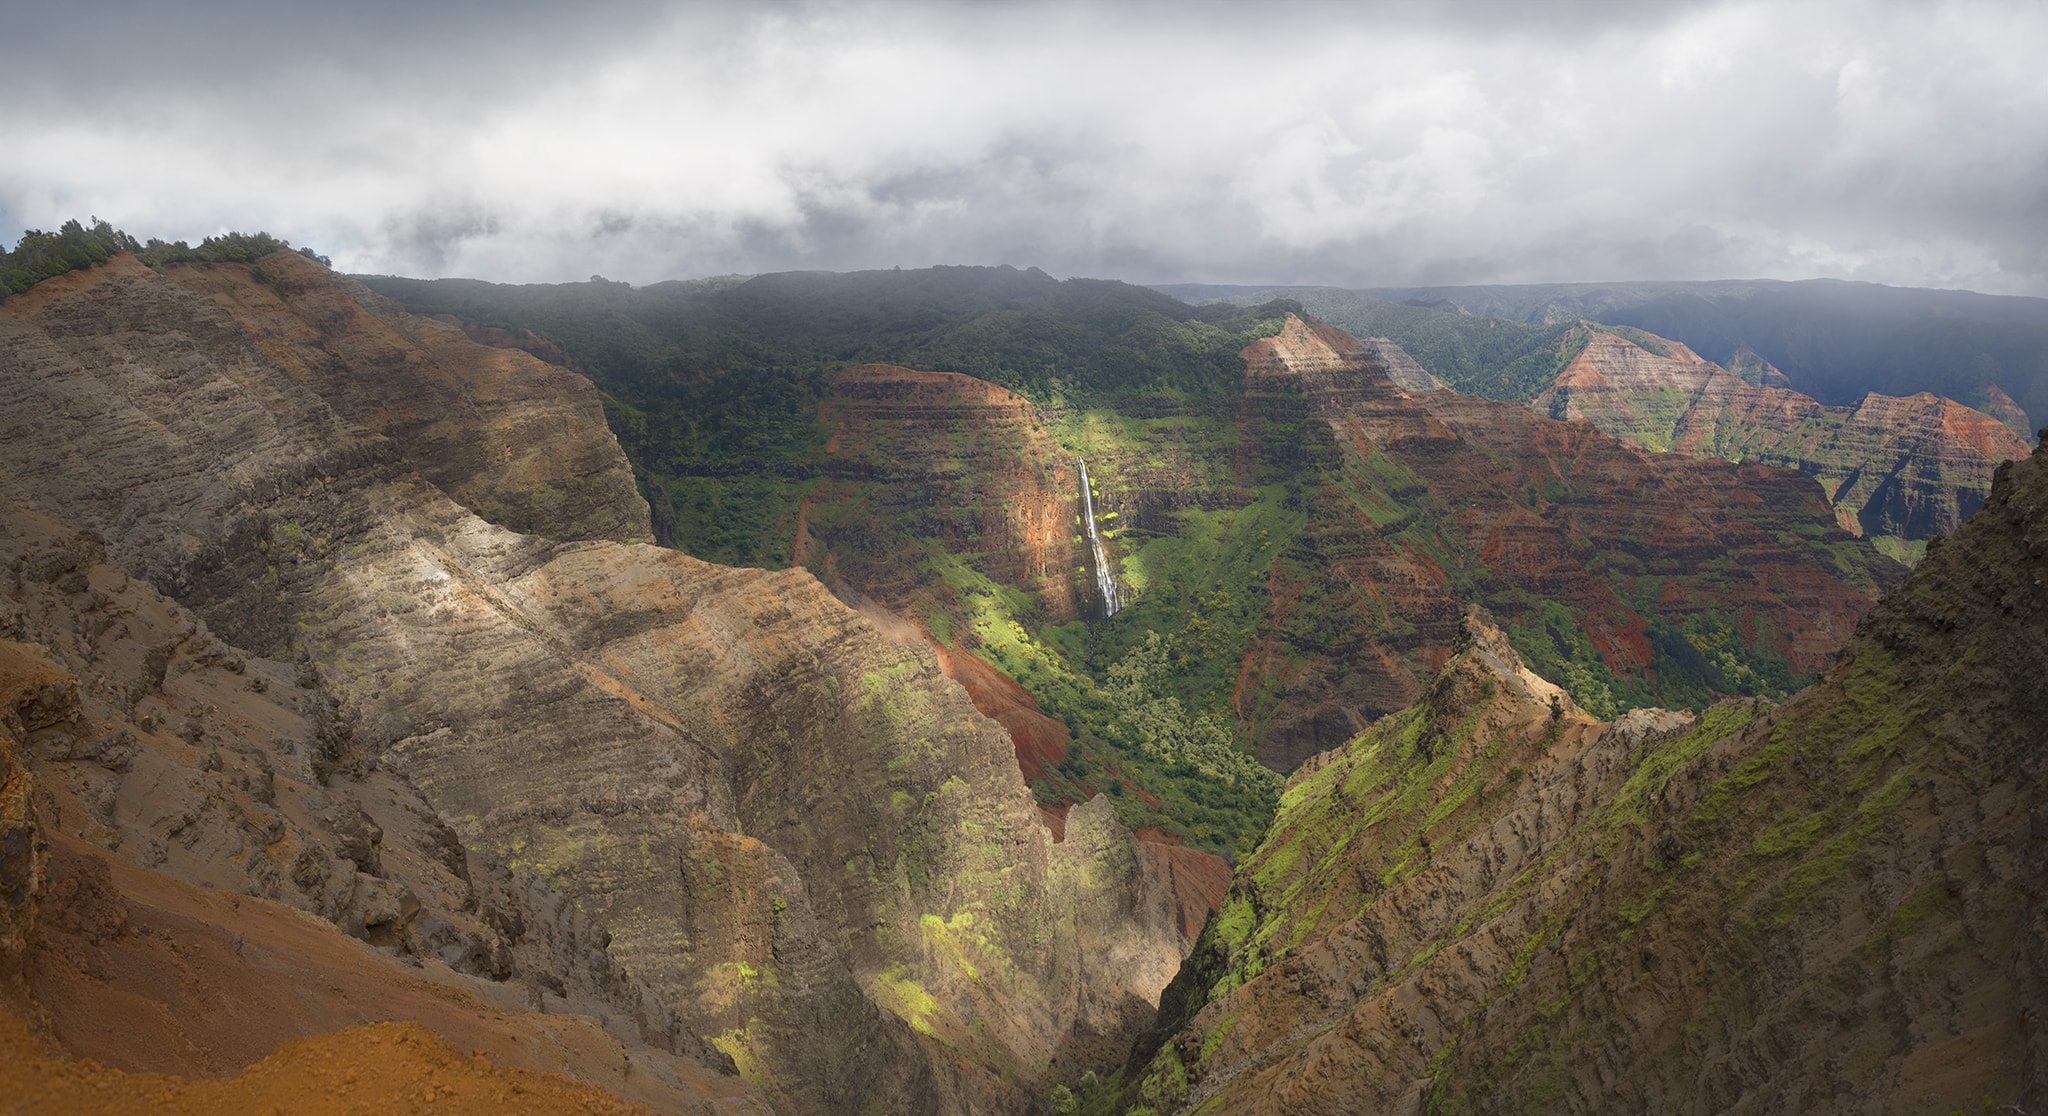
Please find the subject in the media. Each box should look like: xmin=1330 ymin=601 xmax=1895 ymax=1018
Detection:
xmin=1121 ymin=439 xmax=2048 ymax=1114
xmin=1233 ymin=315 xmax=1899 ymax=770
xmin=1532 ymin=327 xmax=2031 ymax=561
xmin=0 ymin=252 xmax=1202 ymax=1113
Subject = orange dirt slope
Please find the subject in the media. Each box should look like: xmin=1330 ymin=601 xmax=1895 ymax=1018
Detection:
xmin=0 ymin=1011 xmax=653 ymax=1116
xmin=17 ymin=831 xmax=765 ymax=1114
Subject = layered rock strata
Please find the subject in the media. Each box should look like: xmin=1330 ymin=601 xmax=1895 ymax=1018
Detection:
xmin=1234 ymin=315 xmax=1898 ymax=770
xmin=0 ymin=500 xmax=765 ymax=1110
xmin=0 ymin=253 xmax=1201 ymax=1113
xmin=810 ymin=363 xmax=1089 ymax=622
xmin=1124 ymin=439 xmax=2048 ymax=1113
xmin=1356 ymin=336 xmax=1446 ymax=393
xmin=803 ymin=364 xmax=1096 ymax=784
xmin=1532 ymin=328 xmax=2031 ymax=558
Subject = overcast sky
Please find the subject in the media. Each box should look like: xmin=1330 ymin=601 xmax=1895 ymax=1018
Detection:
xmin=4 ymin=0 xmax=2045 ymax=293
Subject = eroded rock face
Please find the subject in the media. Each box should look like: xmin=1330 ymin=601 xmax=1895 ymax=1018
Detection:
xmin=1532 ymin=327 xmax=2032 ymax=559
xmin=0 ymin=254 xmax=1201 ymax=1113
xmin=1124 ymin=445 xmax=2048 ymax=1114
xmin=802 ymin=364 xmax=1090 ymax=783
xmin=1234 ymin=315 xmax=1899 ymax=771
xmin=1356 ymin=336 xmax=1446 ymax=394
xmin=811 ymin=364 xmax=1089 ymax=622
xmin=0 ymin=640 xmax=69 ymax=976
xmin=0 ymin=499 xmax=763 ymax=1110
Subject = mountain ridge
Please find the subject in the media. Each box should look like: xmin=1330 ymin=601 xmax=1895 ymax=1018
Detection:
xmin=1530 ymin=325 xmax=2031 ymax=562
xmin=1112 ymin=429 xmax=2048 ymax=1114
xmin=1162 ymin=279 xmax=2048 ymax=431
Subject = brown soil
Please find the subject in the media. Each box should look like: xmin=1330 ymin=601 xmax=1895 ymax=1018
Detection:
xmin=26 ymin=832 xmax=761 ymax=1112
xmin=0 ymin=1009 xmax=652 ymax=1115
xmin=931 ymin=644 xmax=1071 ymax=783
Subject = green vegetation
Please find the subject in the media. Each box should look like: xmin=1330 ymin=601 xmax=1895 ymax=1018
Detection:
xmin=1127 ymin=629 xmax=1940 ymax=1113
xmin=360 ymin=267 xmax=1289 ymax=563
xmin=0 ymin=218 xmax=326 ymax=299
xmin=358 ymin=265 xmax=1883 ymax=857
xmin=965 ymin=565 xmax=1283 ymax=856
xmin=1158 ymin=284 xmax=1589 ymax=401
xmin=1510 ymin=601 xmax=1805 ymax=718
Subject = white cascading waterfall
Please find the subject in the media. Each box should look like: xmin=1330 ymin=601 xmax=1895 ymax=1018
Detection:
xmin=1077 ymin=455 xmax=1124 ymax=617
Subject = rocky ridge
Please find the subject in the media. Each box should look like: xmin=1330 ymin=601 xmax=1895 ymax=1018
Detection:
xmin=1531 ymin=326 xmax=2031 ymax=562
xmin=1232 ymin=314 xmax=1898 ymax=770
xmin=1120 ymin=435 xmax=2048 ymax=1114
xmin=0 ymin=252 xmax=1202 ymax=1113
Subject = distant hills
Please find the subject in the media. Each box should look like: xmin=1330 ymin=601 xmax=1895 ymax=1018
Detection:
xmin=1161 ymin=278 xmax=2048 ymax=435
xmin=1164 ymin=281 xmax=2035 ymax=565
xmin=1529 ymin=326 xmax=2031 ymax=564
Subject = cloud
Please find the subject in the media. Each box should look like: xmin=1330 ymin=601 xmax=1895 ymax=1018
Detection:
xmin=4 ymin=0 xmax=2046 ymax=293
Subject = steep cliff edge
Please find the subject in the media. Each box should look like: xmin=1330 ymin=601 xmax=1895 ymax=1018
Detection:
xmin=1121 ymin=437 xmax=2048 ymax=1114
xmin=803 ymin=364 xmax=1091 ymax=783
xmin=0 ymin=254 xmax=1202 ymax=1112
xmin=1234 ymin=314 xmax=1898 ymax=771
xmin=1532 ymin=327 xmax=2031 ymax=562
xmin=810 ymin=363 xmax=1089 ymax=624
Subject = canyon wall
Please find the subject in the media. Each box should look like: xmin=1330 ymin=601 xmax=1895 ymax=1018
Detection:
xmin=0 ymin=252 xmax=1200 ymax=1113
xmin=1233 ymin=315 xmax=1898 ymax=770
xmin=1121 ymin=438 xmax=2048 ymax=1114
xmin=1533 ymin=327 xmax=2031 ymax=561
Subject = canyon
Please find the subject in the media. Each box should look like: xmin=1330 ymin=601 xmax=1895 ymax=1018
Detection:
xmin=389 ymin=271 xmax=1900 ymax=782
xmin=0 ymin=253 xmax=1209 ymax=1113
xmin=1 ymin=247 xmax=2038 ymax=1114
xmin=1223 ymin=314 xmax=1896 ymax=769
xmin=1119 ymin=434 xmax=2048 ymax=1115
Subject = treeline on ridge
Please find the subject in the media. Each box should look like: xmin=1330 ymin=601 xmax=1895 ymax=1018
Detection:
xmin=0 ymin=218 xmax=328 ymax=299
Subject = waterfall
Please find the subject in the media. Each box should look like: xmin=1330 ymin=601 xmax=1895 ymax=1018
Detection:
xmin=1077 ymin=455 xmax=1124 ymax=617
